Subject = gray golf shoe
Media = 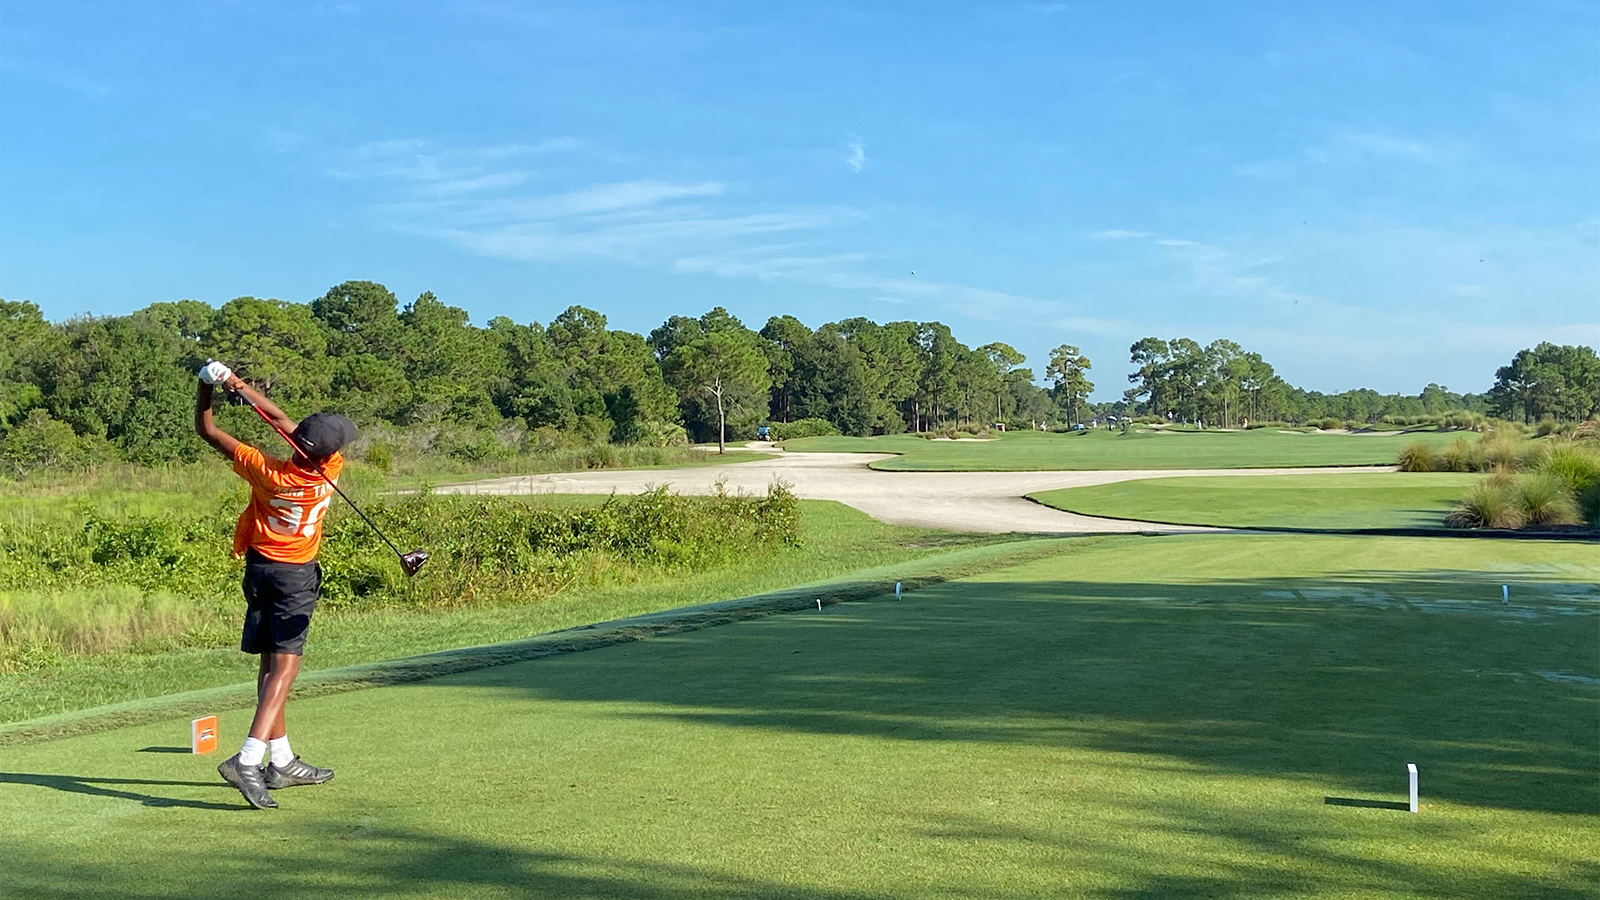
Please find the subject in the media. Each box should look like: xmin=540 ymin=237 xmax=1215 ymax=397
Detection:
xmin=218 ymin=753 xmax=277 ymax=809
xmin=264 ymin=756 xmax=335 ymax=788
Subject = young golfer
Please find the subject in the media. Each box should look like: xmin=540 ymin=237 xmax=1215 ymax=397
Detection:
xmin=194 ymin=360 xmax=355 ymax=809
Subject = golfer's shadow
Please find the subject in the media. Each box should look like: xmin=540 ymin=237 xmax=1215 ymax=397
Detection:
xmin=0 ymin=771 xmax=243 ymax=810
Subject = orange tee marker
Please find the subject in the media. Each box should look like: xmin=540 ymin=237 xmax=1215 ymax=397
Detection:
xmin=191 ymin=715 xmax=219 ymax=754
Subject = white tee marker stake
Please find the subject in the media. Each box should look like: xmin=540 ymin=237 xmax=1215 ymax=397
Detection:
xmin=1502 ymin=584 xmax=1509 ymax=605
xmin=1407 ymin=763 xmax=1419 ymax=813
xmin=895 ymin=581 xmax=902 ymax=600
xmin=816 ymin=598 xmax=823 ymax=611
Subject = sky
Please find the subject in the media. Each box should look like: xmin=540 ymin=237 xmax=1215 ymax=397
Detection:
xmin=2 ymin=1 xmax=1596 ymax=399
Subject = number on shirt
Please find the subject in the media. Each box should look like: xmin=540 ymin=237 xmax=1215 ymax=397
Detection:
xmin=264 ymin=490 xmax=333 ymax=538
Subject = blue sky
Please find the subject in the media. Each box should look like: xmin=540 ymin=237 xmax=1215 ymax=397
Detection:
xmin=2 ymin=1 xmax=1596 ymax=398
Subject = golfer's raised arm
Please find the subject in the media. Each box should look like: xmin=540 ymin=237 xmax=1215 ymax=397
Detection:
xmin=199 ymin=360 xmax=297 ymax=434
xmin=194 ymin=379 xmax=241 ymax=457
xmin=229 ymin=380 xmax=297 ymax=434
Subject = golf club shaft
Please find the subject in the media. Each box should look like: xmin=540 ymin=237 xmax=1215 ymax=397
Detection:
xmin=239 ymin=396 xmax=411 ymax=565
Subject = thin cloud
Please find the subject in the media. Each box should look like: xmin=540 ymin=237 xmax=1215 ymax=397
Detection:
xmin=1236 ymin=127 xmax=1445 ymax=180
xmin=260 ymin=126 xmax=306 ymax=154
xmin=846 ymin=136 xmax=866 ymax=173
xmin=430 ymin=171 xmax=530 ymax=196
xmin=1334 ymin=130 xmax=1440 ymax=163
xmin=0 ymin=57 xmax=113 ymax=99
xmin=431 ymin=208 xmax=854 ymax=263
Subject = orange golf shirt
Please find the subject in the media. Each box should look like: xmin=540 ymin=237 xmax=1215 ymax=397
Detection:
xmin=231 ymin=443 xmax=345 ymax=564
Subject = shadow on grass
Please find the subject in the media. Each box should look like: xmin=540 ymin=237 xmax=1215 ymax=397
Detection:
xmin=420 ymin=567 xmax=1597 ymax=817
xmin=6 ymin=826 xmax=890 ymax=900
xmin=1324 ymin=796 xmax=1410 ymax=810
xmin=0 ymin=771 xmax=241 ymax=810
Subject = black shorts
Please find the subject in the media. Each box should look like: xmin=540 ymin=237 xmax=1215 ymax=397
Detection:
xmin=241 ymin=549 xmax=322 ymax=655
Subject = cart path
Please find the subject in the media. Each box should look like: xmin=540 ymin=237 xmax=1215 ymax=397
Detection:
xmin=434 ymin=451 xmax=1397 ymax=535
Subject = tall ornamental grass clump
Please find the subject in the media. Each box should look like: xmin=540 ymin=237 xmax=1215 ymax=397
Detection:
xmin=1513 ymin=472 xmax=1582 ymax=526
xmin=1436 ymin=437 xmax=1600 ymax=530
xmin=1396 ymin=443 xmax=1437 ymax=472
xmin=1445 ymin=481 xmax=1527 ymax=529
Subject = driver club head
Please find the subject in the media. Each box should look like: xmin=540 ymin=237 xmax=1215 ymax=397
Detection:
xmin=400 ymin=550 xmax=429 ymax=577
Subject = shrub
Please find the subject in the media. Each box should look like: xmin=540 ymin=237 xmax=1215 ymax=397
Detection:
xmin=1478 ymin=433 xmax=1519 ymax=470
xmin=1579 ymin=485 xmax=1600 ymax=527
xmin=1310 ymin=417 xmax=1347 ymax=431
xmin=1445 ymin=481 xmax=1526 ymax=529
xmin=1541 ymin=443 xmax=1600 ymax=496
xmin=0 ymin=409 xmax=110 ymax=475
xmin=638 ymin=420 xmax=690 ymax=447
xmin=1514 ymin=472 xmax=1581 ymax=526
xmin=582 ymin=443 xmax=622 ymax=469
xmin=1396 ymin=442 xmax=1437 ymax=472
xmin=2 ymin=481 xmax=806 ymax=667
xmin=433 ymin=427 xmax=512 ymax=462
xmin=363 ymin=441 xmax=395 ymax=474
xmin=767 ymin=418 xmax=839 ymax=441
xmin=1437 ymin=438 xmax=1484 ymax=472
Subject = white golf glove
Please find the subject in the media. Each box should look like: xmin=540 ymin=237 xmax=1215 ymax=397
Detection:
xmin=198 ymin=360 xmax=235 ymax=385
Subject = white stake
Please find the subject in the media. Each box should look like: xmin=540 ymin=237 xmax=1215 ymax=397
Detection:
xmin=1407 ymin=763 xmax=1418 ymax=813
xmin=1502 ymin=584 xmax=1509 ymax=605
xmin=895 ymin=581 xmax=902 ymax=600
xmin=816 ymin=598 xmax=822 ymax=611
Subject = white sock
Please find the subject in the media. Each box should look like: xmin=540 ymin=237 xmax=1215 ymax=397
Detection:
xmin=239 ymin=736 xmax=268 ymax=767
xmin=268 ymin=736 xmax=294 ymax=767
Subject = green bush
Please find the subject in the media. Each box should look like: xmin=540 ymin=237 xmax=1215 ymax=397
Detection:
xmin=1396 ymin=442 xmax=1437 ymax=472
xmin=362 ymin=441 xmax=395 ymax=474
xmin=0 ymin=409 xmax=117 ymax=476
xmin=1437 ymin=438 xmax=1484 ymax=472
xmin=1514 ymin=473 xmax=1581 ymax=526
xmin=1541 ymin=443 xmax=1600 ymax=496
xmin=433 ymin=427 xmax=512 ymax=462
xmin=1579 ymin=485 xmax=1600 ymax=527
xmin=1445 ymin=481 xmax=1526 ymax=529
xmin=638 ymin=420 xmax=690 ymax=447
xmin=767 ymin=418 xmax=839 ymax=441
xmin=0 ymin=481 xmax=803 ymax=668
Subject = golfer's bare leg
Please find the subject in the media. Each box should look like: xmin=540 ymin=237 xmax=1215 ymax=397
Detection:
xmin=248 ymin=652 xmax=301 ymax=742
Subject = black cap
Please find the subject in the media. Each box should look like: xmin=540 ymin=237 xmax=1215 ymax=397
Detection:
xmin=291 ymin=412 xmax=357 ymax=460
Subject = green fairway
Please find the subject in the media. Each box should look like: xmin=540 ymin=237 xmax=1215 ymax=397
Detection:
xmin=5 ymin=534 xmax=1595 ymax=899
xmin=1030 ymin=472 xmax=1481 ymax=529
xmin=781 ymin=427 xmax=1472 ymax=471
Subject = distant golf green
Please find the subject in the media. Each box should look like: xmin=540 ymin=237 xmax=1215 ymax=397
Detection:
xmin=781 ymin=427 xmax=1472 ymax=471
xmin=1031 ymin=472 xmax=1480 ymax=529
xmin=5 ymin=534 xmax=1594 ymax=899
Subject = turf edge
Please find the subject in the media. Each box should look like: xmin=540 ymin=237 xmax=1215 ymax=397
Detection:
xmin=1019 ymin=494 xmax=1600 ymax=541
xmin=0 ymin=534 xmax=1096 ymax=746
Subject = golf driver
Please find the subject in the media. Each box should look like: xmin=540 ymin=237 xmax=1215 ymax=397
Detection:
xmin=232 ymin=389 xmax=428 ymax=576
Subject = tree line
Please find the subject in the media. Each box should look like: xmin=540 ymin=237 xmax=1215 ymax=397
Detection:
xmin=0 ymin=281 xmax=1593 ymax=466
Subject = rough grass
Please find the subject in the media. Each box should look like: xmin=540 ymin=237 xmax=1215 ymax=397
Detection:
xmin=1028 ymin=473 xmax=1480 ymax=530
xmin=784 ymin=427 xmax=1471 ymax=471
xmin=3 ymin=534 xmax=1595 ymax=899
xmin=0 ymin=500 xmax=1008 ymax=722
